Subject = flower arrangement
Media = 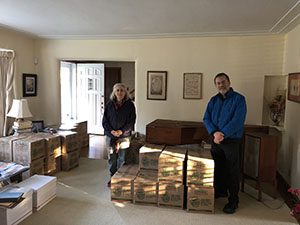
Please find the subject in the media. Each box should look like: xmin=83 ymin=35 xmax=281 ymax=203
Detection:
xmin=288 ymin=187 xmax=300 ymax=217
xmin=269 ymin=89 xmax=286 ymax=126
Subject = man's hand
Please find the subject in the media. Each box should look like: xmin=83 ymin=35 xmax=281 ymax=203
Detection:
xmin=213 ymin=131 xmax=224 ymax=144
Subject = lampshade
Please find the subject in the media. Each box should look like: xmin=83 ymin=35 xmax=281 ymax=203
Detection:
xmin=7 ymin=99 xmax=33 ymax=119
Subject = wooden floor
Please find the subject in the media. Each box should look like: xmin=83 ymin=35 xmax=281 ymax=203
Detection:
xmin=80 ymin=135 xmax=108 ymax=159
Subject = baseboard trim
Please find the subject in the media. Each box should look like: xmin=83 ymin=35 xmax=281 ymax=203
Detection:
xmin=276 ymin=171 xmax=300 ymax=224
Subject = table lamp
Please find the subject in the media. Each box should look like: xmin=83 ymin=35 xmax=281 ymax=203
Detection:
xmin=7 ymin=99 xmax=33 ymax=135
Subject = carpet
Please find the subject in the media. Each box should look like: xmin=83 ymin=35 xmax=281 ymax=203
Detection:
xmin=20 ymin=158 xmax=297 ymax=225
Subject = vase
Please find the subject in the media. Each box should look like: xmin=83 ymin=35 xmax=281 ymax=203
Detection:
xmin=270 ymin=111 xmax=281 ymax=126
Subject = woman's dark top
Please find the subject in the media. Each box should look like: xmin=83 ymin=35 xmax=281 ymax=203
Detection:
xmin=102 ymin=99 xmax=136 ymax=139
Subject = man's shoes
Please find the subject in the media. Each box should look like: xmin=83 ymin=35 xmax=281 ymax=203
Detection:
xmin=223 ymin=202 xmax=238 ymax=214
xmin=107 ymin=181 xmax=111 ymax=188
xmin=215 ymin=192 xmax=228 ymax=199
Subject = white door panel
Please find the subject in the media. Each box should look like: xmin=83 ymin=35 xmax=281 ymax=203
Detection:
xmin=77 ymin=64 xmax=105 ymax=134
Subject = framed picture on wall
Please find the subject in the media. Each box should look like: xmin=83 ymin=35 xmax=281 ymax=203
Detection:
xmin=23 ymin=73 xmax=37 ymax=97
xmin=288 ymin=72 xmax=300 ymax=103
xmin=147 ymin=71 xmax=167 ymax=100
xmin=183 ymin=73 xmax=203 ymax=99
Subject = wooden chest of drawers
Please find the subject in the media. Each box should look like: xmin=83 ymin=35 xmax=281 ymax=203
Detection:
xmin=146 ymin=119 xmax=209 ymax=145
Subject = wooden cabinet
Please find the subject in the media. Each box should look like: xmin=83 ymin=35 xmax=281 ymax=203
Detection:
xmin=146 ymin=119 xmax=209 ymax=145
xmin=241 ymin=132 xmax=278 ymax=201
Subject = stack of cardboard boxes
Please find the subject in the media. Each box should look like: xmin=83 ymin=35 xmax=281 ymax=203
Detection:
xmin=0 ymin=120 xmax=88 ymax=177
xmin=57 ymin=131 xmax=79 ymax=171
xmin=133 ymin=144 xmax=164 ymax=205
xmin=186 ymin=145 xmax=214 ymax=213
xmin=157 ymin=146 xmax=187 ymax=209
xmin=0 ymin=136 xmax=26 ymax=162
xmin=110 ymin=164 xmax=139 ymax=202
xmin=59 ymin=120 xmax=89 ymax=154
xmin=12 ymin=136 xmax=45 ymax=178
xmin=33 ymin=133 xmax=61 ymax=175
xmin=110 ymin=143 xmax=215 ymax=214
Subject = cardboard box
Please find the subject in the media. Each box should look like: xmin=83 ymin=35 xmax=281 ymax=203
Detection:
xmin=158 ymin=146 xmax=187 ymax=184
xmin=58 ymin=131 xmax=78 ymax=154
xmin=61 ymin=149 xmax=79 ymax=171
xmin=44 ymin=154 xmax=56 ymax=175
xmin=0 ymin=136 xmax=27 ymax=162
xmin=158 ymin=182 xmax=185 ymax=209
xmin=58 ymin=124 xmax=78 ymax=132
xmin=187 ymin=186 xmax=214 ymax=213
xmin=186 ymin=168 xmax=214 ymax=186
xmin=22 ymin=157 xmax=45 ymax=179
xmin=139 ymin=144 xmax=164 ymax=171
xmin=13 ymin=137 xmax=45 ymax=164
xmin=32 ymin=133 xmax=61 ymax=156
xmin=134 ymin=170 xmax=158 ymax=205
xmin=80 ymin=134 xmax=89 ymax=148
xmin=75 ymin=120 xmax=88 ymax=134
xmin=117 ymin=164 xmax=139 ymax=175
xmin=16 ymin=175 xmax=57 ymax=212
xmin=55 ymin=156 xmax=62 ymax=172
xmin=187 ymin=147 xmax=214 ymax=169
xmin=0 ymin=186 xmax=33 ymax=225
xmin=111 ymin=165 xmax=139 ymax=202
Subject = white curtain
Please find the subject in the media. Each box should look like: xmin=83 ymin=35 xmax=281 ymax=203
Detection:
xmin=0 ymin=50 xmax=15 ymax=137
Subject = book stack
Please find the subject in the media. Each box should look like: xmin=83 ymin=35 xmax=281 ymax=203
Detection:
xmin=0 ymin=192 xmax=24 ymax=208
xmin=13 ymin=120 xmax=32 ymax=135
xmin=0 ymin=186 xmax=33 ymax=225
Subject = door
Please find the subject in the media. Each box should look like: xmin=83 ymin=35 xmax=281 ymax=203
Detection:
xmin=104 ymin=67 xmax=121 ymax=105
xmin=60 ymin=62 xmax=76 ymax=123
xmin=77 ymin=64 xmax=105 ymax=134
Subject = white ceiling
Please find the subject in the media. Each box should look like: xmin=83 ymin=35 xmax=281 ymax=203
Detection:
xmin=0 ymin=0 xmax=300 ymax=39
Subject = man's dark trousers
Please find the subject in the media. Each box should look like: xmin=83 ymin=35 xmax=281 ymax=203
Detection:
xmin=211 ymin=141 xmax=240 ymax=204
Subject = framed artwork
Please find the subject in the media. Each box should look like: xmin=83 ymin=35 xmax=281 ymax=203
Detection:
xmin=32 ymin=120 xmax=44 ymax=132
xmin=288 ymin=72 xmax=300 ymax=103
xmin=183 ymin=73 xmax=203 ymax=99
xmin=147 ymin=71 xmax=167 ymax=100
xmin=23 ymin=73 xmax=37 ymax=97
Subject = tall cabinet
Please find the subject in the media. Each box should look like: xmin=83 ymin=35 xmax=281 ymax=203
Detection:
xmin=241 ymin=132 xmax=278 ymax=201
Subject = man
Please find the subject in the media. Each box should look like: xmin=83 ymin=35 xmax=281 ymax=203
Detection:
xmin=203 ymin=73 xmax=247 ymax=214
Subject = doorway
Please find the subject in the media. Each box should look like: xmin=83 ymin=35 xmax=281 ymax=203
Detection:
xmin=60 ymin=62 xmax=105 ymax=134
xmin=60 ymin=61 xmax=135 ymax=135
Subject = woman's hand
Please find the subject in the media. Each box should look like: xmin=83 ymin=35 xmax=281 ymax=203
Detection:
xmin=111 ymin=130 xmax=123 ymax=137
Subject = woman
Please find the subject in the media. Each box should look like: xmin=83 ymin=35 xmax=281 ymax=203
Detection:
xmin=102 ymin=83 xmax=136 ymax=187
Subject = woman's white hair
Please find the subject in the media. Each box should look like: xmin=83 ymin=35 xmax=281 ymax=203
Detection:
xmin=110 ymin=83 xmax=130 ymax=101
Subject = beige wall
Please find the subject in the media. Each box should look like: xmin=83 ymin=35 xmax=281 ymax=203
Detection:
xmin=283 ymin=24 xmax=300 ymax=188
xmin=2 ymin=25 xmax=298 ymax=186
xmin=0 ymin=27 xmax=36 ymax=112
xmin=33 ymin=36 xmax=284 ymax=132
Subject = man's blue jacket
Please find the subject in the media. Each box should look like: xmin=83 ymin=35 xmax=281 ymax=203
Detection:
xmin=203 ymin=88 xmax=247 ymax=139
